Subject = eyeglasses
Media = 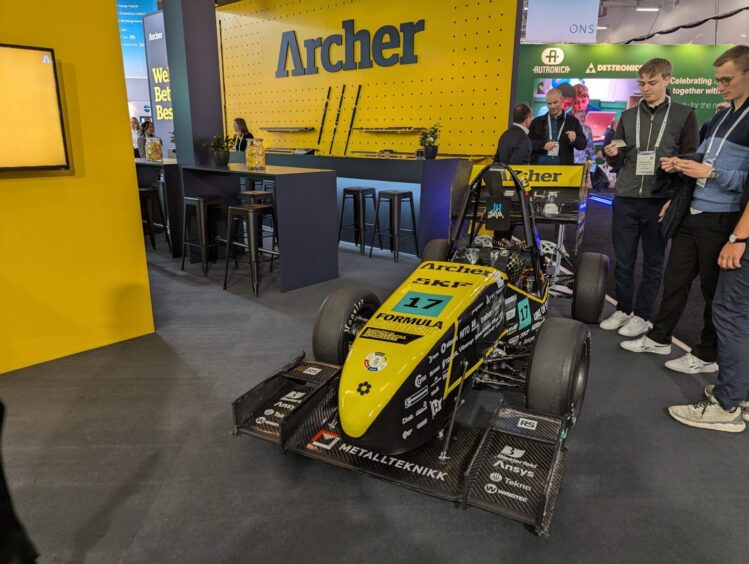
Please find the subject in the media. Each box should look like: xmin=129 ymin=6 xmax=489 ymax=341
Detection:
xmin=715 ymin=71 xmax=748 ymax=86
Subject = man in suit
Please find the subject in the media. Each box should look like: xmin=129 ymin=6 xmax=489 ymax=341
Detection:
xmin=528 ymin=88 xmax=587 ymax=165
xmin=495 ymin=103 xmax=533 ymax=165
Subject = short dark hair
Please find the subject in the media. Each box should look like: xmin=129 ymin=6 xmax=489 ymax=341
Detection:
xmin=714 ymin=45 xmax=749 ymax=72
xmin=639 ymin=58 xmax=672 ymax=79
xmin=512 ymin=103 xmax=532 ymax=124
xmin=558 ymin=82 xmax=575 ymax=99
xmin=233 ymin=117 xmax=250 ymax=135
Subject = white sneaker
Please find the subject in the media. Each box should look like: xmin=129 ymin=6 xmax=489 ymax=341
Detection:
xmin=600 ymin=311 xmax=630 ymax=331
xmin=620 ymin=335 xmax=671 ymax=355
xmin=617 ymin=315 xmax=651 ymax=337
xmin=704 ymin=385 xmax=749 ymax=421
xmin=665 ymin=353 xmax=718 ymax=375
xmin=668 ymin=396 xmax=746 ymax=433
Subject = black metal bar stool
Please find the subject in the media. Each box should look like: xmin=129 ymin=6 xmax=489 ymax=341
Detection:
xmin=223 ymin=204 xmax=278 ymax=296
xmin=138 ymin=185 xmax=171 ymax=252
xmin=338 ymin=186 xmax=379 ymax=255
xmin=369 ymin=190 xmax=419 ymax=262
xmin=180 ymin=195 xmax=224 ymax=276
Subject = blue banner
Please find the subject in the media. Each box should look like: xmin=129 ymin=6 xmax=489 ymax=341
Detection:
xmin=118 ymin=1 xmax=158 ymax=79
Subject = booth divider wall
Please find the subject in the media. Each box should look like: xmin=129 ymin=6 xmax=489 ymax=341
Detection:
xmin=0 ymin=1 xmax=154 ymax=373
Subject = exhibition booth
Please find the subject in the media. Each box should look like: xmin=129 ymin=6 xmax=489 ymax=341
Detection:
xmin=2 ymin=0 xmax=748 ymax=560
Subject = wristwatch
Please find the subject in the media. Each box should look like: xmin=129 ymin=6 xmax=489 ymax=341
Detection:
xmin=728 ymin=233 xmax=748 ymax=244
xmin=707 ymin=168 xmax=720 ymax=180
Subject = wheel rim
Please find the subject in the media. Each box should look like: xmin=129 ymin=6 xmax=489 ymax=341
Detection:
xmin=339 ymin=304 xmax=378 ymax=360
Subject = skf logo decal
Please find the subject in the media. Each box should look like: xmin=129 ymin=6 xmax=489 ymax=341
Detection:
xmin=364 ymin=352 xmax=388 ymax=372
xmin=309 ymin=429 xmax=341 ymax=450
xmin=413 ymin=277 xmax=472 ymax=289
xmin=276 ymin=19 xmax=425 ymax=78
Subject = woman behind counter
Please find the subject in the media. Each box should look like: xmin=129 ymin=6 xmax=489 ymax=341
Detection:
xmin=232 ymin=117 xmax=254 ymax=151
xmin=137 ymin=121 xmax=154 ymax=158
xmin=130 ymin=117 xmax=140 ymax=157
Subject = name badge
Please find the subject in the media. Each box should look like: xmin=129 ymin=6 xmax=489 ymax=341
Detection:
xmin=547 ymin=142 xmax=559 ymax=157
xmin=695 ymin=157 xmax=714 ymax=189
xmin=636 ymin=151 xmax=656 ymax=176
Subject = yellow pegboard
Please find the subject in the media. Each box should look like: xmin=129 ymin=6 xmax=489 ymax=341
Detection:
xmin=218 ymin=0 xmax=519 ymax=157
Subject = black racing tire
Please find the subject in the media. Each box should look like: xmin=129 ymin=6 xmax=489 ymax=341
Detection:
xmin=526 ymin=318 xmax=590 ymax=425
xmin=572 ymin=252 xmax=609 ymax=324
xmin=421 ymin=239 xmax=450 ymax=262
xmin=312 ymin=288 xmax=381 ymax=364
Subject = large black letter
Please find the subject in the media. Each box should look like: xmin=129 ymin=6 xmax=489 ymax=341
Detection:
xmin=399 ymin=20 xmax=425 ymax=65
xmin=276 ymin=30 xmax=305 ymax=77
xmin=303 ymin=37 xmax=322 ymax=75
xmin=372 ymin=25 xmax=400 ymax=67
xmin=321 ymin=34 xmax=343 ymax=73
xmin=342 ymin=19 xmax=372 ymax=70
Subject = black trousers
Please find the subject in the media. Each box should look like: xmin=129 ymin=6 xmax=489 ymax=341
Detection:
xmin=0 ymin=402 xmax=38 ymax=563
xmin=612 ymin=197 xmax=667 ymax=320
xmin=712 ymin=246 xmax=749 ymax=409
xmin=648 ymin=211 xmax=739 ymax=361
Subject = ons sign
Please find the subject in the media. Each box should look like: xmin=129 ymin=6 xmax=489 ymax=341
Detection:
xmin=276 ymin=19 xmax=425 ymax=77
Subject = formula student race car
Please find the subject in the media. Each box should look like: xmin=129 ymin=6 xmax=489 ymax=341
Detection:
xmin=232 ymin=163 xmax=609 ymax=535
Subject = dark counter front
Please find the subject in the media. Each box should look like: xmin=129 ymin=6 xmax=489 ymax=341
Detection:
xmin=135 ymin=158 xmax=183 ymax=258
xmin=180 ymin=164 xmax=338 ymax=292
xmin=265 ymin=155 xmax=472 ymax=256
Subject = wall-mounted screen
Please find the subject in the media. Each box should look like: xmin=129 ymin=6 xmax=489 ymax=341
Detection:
xmin=0 ymin=43 xmax=69 ymax=171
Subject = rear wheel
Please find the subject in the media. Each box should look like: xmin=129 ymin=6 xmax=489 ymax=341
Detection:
xmin=312 ymin=288 xmax=381 ymax=364
xmin=526 ymin=318 xmax=590 ymax=425
xmin=421 ymin=239 xmax=450 ymax=262
xmin=572 ymin=252 xmax=609 ymax=324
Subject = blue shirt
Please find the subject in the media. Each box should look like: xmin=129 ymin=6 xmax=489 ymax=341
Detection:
xmin=691 ymin=98 xmax=749 ymax=212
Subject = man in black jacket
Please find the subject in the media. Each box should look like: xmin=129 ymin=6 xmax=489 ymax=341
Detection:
xmin=601 ymin=58 xmax=699 ymax=339
xmin=529 ymin=88 xmax=587 ymax=165
xmin=495 ymin=103 xmax=533 ymax=165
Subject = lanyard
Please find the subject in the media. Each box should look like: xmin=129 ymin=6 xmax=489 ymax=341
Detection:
xmin=635 ymin=98 xmax=671 ymax=151
xmin=547 ymin=113 xmax=566 ymax=142
xmin=703 ymin=105 xmax=749 ymax=162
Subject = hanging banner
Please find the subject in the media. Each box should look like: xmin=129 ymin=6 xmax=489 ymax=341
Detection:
xmin=144 ymin=11 xmax=174 ymax=157
xmin=525 ymin=0 xmax=600 ymax=44
xmin=515 ymin=44 xmax=732 ymax=126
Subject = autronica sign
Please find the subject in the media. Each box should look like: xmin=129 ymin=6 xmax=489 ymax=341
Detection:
xmin=276 ymin=19 xmax=425 ymax=77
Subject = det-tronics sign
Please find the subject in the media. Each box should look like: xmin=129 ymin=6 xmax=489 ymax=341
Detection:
xmin=276 ymin=19 xmax=425 ymax=77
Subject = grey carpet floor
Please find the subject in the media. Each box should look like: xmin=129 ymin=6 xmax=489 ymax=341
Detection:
xmin=1 ymin=242 xmax=747 ymax=564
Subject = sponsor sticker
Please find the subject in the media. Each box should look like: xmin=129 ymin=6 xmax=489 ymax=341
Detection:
xmin=392 ymin=291 xmax=452 ymax=318
xmin=359 ymin=327 xmax=421 ymax=345
xmin=404 ymin=386 xmax=429 ymax=409
xmin=303 ymin=366 xmax=323 ymax=376
xmin=517 ymin=417 xmax=538 ymax=431
xmin=517 ymin=298 xmax=532 ymax=330
xmin=500 ymin=446 xmax=525 ymax=459
xmin=364 ymin=352 xmax=388 ymax=372
xmin=281 ymin=391 xmax=306 ymax=403
xmin=310 ymin=429 xmax=341 ymax=450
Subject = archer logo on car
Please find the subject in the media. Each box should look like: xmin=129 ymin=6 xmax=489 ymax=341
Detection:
xmin=517 ymin=417 xmax=538 ymax=431
xmin=309 ymin=429 xmax=341 ymax=450
xmin=364 ymin=352 xmax=388 ymax=372
xmin=414 ymin=277 xmax=472 ymax=289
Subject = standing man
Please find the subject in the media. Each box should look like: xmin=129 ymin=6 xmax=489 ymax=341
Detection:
xmin=495 ymin=103 xmax=533 ymax=165
xmin=665 ymin=45 xmax=749 ymax=432
xmin=529 ymin=88 xmax=587 ymax=166
xmin=621 ymin=47 xmax=749 ymax=373
xmin=600 ymin=58 xmax=699 ymax=337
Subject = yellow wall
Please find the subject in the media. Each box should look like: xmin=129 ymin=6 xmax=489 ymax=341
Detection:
xmin=0 ymin=1 xmax=154 ymax=373
xmin=218 ymin=0 xmax=519 ymax=157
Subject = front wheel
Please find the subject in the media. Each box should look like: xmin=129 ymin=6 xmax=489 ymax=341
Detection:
xmin=312 ymin=288 xmax=381 ymax=364
xmin=421 ymin=239 xmax=450 ymax=262
xmin=526 ymin=318 xmax=590 ymax=425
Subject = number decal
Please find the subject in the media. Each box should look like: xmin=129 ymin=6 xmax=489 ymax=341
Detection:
xmin=392 ymin=292 xmax=452 ymax=318
xmin=517 ymin=298 xmax=532 ymax=330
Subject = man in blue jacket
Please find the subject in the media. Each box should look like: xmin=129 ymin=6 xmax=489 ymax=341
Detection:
xmin=666 ymin=45 xmax=749 ymax=432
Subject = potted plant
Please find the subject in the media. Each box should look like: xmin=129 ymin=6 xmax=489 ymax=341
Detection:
xmin=418 ymin=124 xmax=441 ymax=159
xmin=204 ymin=134 xmax=233 ymax=166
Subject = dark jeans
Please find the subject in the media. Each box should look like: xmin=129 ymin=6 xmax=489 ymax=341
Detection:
xmin=648 ymin=211 xmax=739 ymax=362
xmin=0 ymin=402 xmax=38 ymax=563
xmin=712 ymin=246 xmax=749 ymax=410
xmin=612 ymin=197 xmax=667 ymax=320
